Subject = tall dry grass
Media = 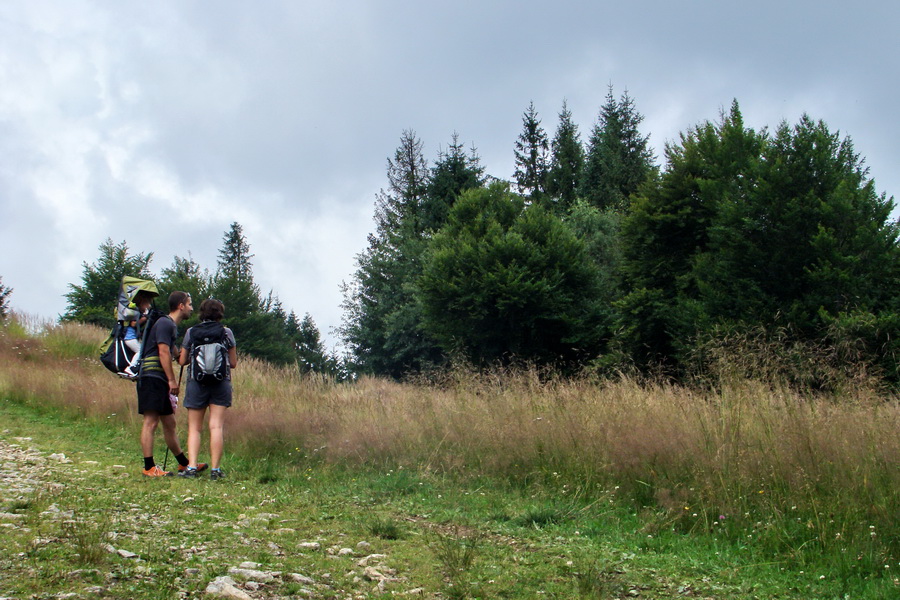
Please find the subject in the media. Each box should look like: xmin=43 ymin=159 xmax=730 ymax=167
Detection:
xmin=1 ymin=317 xmax=898 ymax=571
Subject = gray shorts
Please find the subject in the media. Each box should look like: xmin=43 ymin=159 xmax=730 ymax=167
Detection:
xmin=182 ymin=379 xmax=233 ymax=410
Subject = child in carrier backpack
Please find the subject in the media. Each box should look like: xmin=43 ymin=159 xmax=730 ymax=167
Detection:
xmin=120 ymin=291 xmax=153 ymax=379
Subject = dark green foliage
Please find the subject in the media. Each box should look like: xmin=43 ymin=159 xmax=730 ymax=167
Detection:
xmin=513 ymin=101 xmax=550 ymax=201
xmin=417 ymin=183 xmax=603 ymax=367
xmin=341 ymin=130 xmax=446 ymax=378
xmin=341 ymin=235 xmax=443 ymax=378
xmin=581 ymin=86 xmax=655 ymax=210
xmin=209 ymin=272 xmax=261 ymax=324
xmin=227 ymin=309 xmax=295 ymax=366
xmin=546 ymin=100 xmax=584 ymax=213
xmin=564 ymin=202 xmax=624 ymax=347
xmin=152 ymin=224 xmax=334 ymax=370
xmin=207 ymin=226 xmax=294 ymax=365
xmin=288 ymin=312 xmax=334 ymax=375
xmin=422 ymin=133 xmax=485 ymax=232
xmin=381 ymin=129 xmax=430 ymax=241
xmin=0 ymin=276 xmax=12 ymax=320
xmin=63 ymin=239 xmax=154 ymax=328
xmin=694 ymin=114 xmax=899 ymax=331
xmin=619 ymin=100 xmax=900 ymax=378
xmin=617 ymin=101 xmax=764 ymax=368
xmin=157 ymin=254 xmax=211 ymax=310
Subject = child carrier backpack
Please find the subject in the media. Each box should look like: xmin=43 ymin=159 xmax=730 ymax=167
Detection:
xmin=99 ymin=321 xmax=130 ymax=374
xmin=189 ymin=321 xmax=229 ymax=384
xmin=99 ymin=276 xmax=160 ymax=375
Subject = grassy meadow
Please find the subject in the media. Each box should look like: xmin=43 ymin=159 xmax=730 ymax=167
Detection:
xmin=1 ymin=315 xmax=899 ymax=599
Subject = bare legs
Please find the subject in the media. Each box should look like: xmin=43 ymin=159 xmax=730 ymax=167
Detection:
xmin=208 ymin=404 xmax=227 ymax=469
xmin=186 ymin=408 xmax=204 ymax=469
xmin=186 ymin=405 xmax=228 ymax=469
xmin=140 ymin=412 xmax=183 ymax=459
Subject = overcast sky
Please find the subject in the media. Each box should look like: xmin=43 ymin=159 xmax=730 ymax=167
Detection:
xmin=1 ymin=1 xmax=897 ymax=348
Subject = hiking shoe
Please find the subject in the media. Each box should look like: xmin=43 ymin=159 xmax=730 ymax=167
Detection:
xmin=210 ymin=469 xmax=226 ymax=481
xmin=142 ymin=465 xmax=173 ymax=477
xmin=178 ymin=463 xmax=209 ymax=473
xmin=178 ymin=467 xmax=199 ymax=478
xmin=118 ymin=370 xmax=137 ymax=381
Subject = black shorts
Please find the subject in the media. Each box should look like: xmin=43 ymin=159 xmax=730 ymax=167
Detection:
xmin=183 ymin=379 xmax=233 ymax=410
xmin=137 ymin=377 xmax=174 ymax=415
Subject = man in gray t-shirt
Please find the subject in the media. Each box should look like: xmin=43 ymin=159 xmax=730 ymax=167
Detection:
xmin=137 ymin=291 xmax=194 ymax=477
xmin=139 ymin=314 xmax=178 ymax=382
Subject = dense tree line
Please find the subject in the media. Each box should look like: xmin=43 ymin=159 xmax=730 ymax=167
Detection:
xmin=47 ymin=87 xmax=900 ymax=385
xmin=343 ymin=90 xmax=900 ymax=385
xmin=63 ymin=223 xmax=347 ymax=379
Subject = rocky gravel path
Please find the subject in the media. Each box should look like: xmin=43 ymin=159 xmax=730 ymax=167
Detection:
xmin=0 ymin=434 xmax=67 ymax=514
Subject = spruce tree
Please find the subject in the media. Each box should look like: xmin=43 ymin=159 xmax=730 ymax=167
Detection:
xmin=209 ymin=223 xmax=294 ymax=365
xmin=212 ymin=222 xmax=261 ymax=320
xmin=291 ymin=312 xmax=329 ymax=374
xmin=422 ymin=133 xmax=485 ymax=232
xmin=696 ymin=112 xmax=900 ymax=333
xmin=377 ymin=130 xmax=430 ymax=243
xmin=581 ymin=86 xmax=655 ymax=210
xmin=63 ymin=239 xmax=154 ymax=327
xmin=513 ymin=101 xmax=550 ymax=201
xmin=218 ymin=222 xmax=255 ymax=283
xmin=341 ymin=130 xmax=444 ymax=377
xmin=547 ymin=100 xmax=584 ymax=212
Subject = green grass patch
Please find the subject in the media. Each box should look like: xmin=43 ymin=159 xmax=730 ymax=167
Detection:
xmin=367 ymin=515 xmax=406 ymax=540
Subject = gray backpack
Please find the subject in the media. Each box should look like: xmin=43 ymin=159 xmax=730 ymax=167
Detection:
xmin=189 ymin=321 xmax=228 ymax=384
